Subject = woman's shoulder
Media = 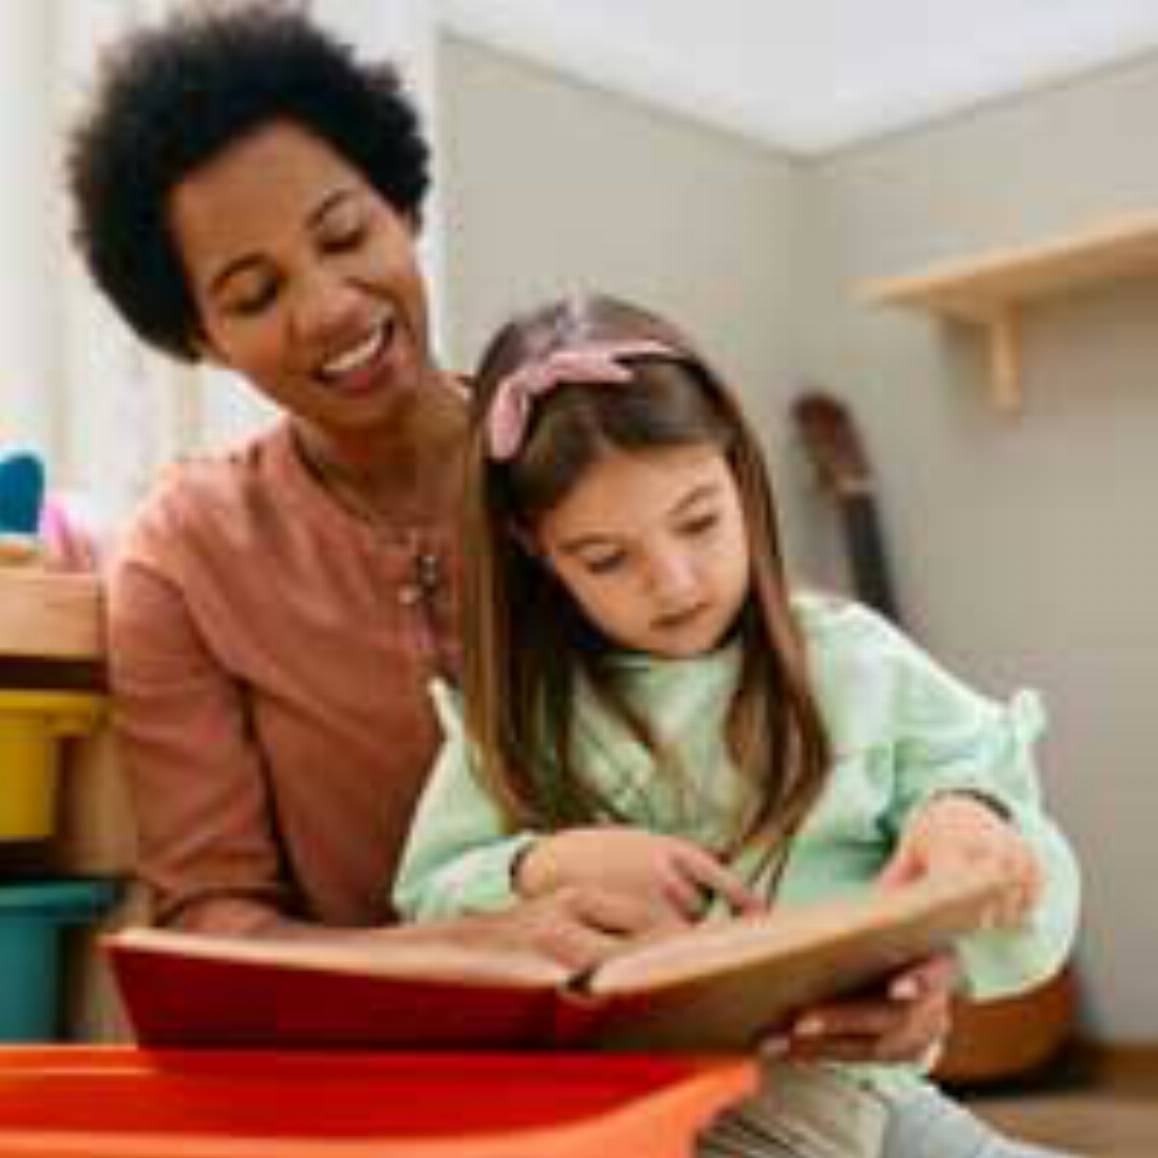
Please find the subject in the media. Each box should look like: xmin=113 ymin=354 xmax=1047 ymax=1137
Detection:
xmin=119 ymin=424 xmax=292 ymax=564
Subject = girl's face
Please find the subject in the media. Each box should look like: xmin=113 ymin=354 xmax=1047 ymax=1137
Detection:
xmin=534 ymin=444 xmax=752 ymax=658
xmin=168 ymin=120 xmax=431 ymax=437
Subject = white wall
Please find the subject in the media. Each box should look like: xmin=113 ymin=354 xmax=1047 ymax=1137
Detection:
xmin=802 ymin=55 xmax=1158 ymax=1042
xmin=439 ymin=36 xmax=833 ymax=576
xmin=0 ymin=4 xmax=59 ymax=453
xmin=442 ymin=36 xmax=1157 ymax=1042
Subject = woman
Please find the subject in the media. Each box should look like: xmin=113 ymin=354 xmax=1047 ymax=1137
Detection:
xmin=67 ymin=0 xmax=956 ymax=1064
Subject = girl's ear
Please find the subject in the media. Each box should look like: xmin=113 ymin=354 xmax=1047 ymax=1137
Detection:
xmin=508 ymin=520 xmax=539 ymax=558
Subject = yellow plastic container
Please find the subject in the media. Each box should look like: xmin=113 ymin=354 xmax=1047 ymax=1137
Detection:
xmin=0 ymin=691 xmax=104 ymax=840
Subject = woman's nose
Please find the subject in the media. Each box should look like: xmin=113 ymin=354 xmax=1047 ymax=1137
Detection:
xmin=290 ymin=265 xmax=363 ymax=345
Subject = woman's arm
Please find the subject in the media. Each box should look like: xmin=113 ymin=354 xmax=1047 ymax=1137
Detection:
xmin=109 ymin=555 xmax=297 ymax=935
xmin=112 ymin=565 xmax=661 ymax=970
xmin=778 ymin=953 xmax=958 ymax=1065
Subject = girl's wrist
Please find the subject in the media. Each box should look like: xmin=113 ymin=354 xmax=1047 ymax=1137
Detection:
xmin=925 ymin=789 xmax=1013 ymax=824
xmin=511 ymin=837 xmax=551 ymax=897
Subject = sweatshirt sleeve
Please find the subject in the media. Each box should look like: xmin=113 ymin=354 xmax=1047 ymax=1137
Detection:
xmin=393 ymin=681 xmax=537 ymax=921
xmin=884 ymin=624 xmax=1081 ymax=1000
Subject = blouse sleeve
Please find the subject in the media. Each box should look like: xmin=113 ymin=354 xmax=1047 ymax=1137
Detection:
xmin=392 ymin=681 xmax=536 ymax=921
xmin=884 ymin=623 xmax=1081 ymax=1000
xmin=108 ymin=552 xmax=291 ymax=934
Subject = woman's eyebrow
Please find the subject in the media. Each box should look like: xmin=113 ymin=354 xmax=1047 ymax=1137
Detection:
xmin=306 ymin=186 xmax=359 ymax=228
xmin=207 ymin=252 xmax=266 ymax=299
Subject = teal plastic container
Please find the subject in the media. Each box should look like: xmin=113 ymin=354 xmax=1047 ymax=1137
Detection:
xmin=0 ymin=879 xmax=120 ymax=1041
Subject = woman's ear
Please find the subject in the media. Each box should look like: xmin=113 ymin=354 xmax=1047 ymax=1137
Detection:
xmin=190 ymin=327 xmax=221 ymax=365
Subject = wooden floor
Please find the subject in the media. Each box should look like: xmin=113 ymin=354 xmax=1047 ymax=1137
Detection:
xmin=965 ymin=1048 xmax=1158 ymax=1157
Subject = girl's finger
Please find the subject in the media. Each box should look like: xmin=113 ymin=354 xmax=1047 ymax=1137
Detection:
xmin=674 ymin=848 xmax=766 ymax=914
xmin=659 ymin=867 xmax=709 ymax=919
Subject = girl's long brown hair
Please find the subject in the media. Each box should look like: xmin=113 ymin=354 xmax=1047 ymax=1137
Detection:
xmin=462 ymin=294 xmax=830 ymax=874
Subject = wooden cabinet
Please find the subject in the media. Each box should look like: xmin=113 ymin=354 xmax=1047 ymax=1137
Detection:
xmin=0 ymin=569 xmax=133 ymax=1043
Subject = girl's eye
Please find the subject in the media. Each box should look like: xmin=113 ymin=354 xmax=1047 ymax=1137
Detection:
xmin=680 ymin=513 xmax=718 ymax=537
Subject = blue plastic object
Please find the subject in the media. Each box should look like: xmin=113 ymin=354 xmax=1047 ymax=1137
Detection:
xmin=0 ymin=452 xmax=45 ymax=536
xmin=0 ymin=879 xmax=120 ymax=1041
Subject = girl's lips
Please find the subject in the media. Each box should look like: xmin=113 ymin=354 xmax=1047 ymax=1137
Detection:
xmin=653 ymin=604 xmax=707 ymax=631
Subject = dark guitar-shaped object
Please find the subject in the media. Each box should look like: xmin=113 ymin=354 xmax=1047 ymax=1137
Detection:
xmin=791 ymin=392 xmax=900 ymax=621
xmin=792 ymin=388 xmax=1076 ymax=1087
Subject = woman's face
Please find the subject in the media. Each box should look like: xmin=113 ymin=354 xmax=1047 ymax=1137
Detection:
xmin=168 ymin=120 xmax=431 ymax=435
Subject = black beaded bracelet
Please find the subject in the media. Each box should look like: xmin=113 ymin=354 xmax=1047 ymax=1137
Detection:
xmin=932 ymin=788 xmax=1013 ymax=822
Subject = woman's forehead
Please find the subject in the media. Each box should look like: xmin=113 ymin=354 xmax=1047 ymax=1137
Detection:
xmin=167 ymin=122 xmax=368 ymax=281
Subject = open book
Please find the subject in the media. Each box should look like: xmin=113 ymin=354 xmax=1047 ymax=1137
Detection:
xmin=108 ymin=870 xmax=1007 ymax=1052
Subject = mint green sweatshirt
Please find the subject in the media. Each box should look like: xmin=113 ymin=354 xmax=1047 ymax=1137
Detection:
xmin=394 ymin=593 xmax=1080 ymax=1091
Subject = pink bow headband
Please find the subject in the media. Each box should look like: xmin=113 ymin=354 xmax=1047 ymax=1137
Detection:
xmin=486 ymin=339 xmax=677 ymax=462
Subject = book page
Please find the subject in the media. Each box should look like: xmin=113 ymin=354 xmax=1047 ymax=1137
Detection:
xmin=585 ymin=871 xmax=1008 ymax=1051
xmin=592 ymin=871 xmax=1004 ymax=995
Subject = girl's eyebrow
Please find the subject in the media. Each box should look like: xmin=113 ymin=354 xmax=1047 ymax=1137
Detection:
xmin=671 ymin=481 xmax=720 ymax=514
xmin=206 ymin=187 xmax=359 ymax=298
xmin=557 ymin=530 xmax=620 ymax=556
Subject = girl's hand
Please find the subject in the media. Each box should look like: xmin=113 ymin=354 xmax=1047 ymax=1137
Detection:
xmin=774 ymin=953 xmax=958 ymax=1065
xmin=454 ymin=886 xmax=682 ymax=973
xmin=514 ymin=827 xmax=767 ymax=923
xmin=878 ymin=793 xmax=1043 ymax=927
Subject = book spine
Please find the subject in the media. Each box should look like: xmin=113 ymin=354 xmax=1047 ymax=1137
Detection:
xmin=551 ymin=988 xmax=607 ymax=1046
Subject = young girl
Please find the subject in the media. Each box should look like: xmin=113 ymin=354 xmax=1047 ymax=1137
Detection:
xmin=394 ymin=294 xmax=1080 ymax=1157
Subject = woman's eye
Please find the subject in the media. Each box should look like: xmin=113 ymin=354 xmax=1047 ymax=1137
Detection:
xmin=224 ymin=279 xmax=278 ymax=317
xmin=584 ymin=551 xmax=626 ymax=575
xmin=321 ymin=225 xmax=366 ymax=253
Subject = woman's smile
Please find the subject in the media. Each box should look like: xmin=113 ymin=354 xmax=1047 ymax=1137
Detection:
xmin=316 ymin=314 xmax=396 ymax=394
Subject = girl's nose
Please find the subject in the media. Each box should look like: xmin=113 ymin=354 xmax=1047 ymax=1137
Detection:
xmin=646 ymin=550 xmax=698 ymax=605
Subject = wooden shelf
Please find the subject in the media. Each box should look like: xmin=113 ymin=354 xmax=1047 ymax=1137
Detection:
xmin=858 ymin=213 xmax=1158 ymax=411
xmin=0 ymin=570 xmax=103 ymax=660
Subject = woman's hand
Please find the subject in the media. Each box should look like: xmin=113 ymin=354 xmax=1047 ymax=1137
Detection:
xmin=879 ymin=793 xmax=1043 ymax=927
xmin=514 ymin=827 xmax=766 ymax=923
xmin=775 ymin=953 xmax=958 ymax=1065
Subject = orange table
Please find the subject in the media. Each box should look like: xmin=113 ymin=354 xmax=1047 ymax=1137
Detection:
xmin=0 ymin=1047 xmax=754 ymax=1157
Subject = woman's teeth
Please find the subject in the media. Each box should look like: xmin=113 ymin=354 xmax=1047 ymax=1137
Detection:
xmin=319 ymin=323 xmax=389 ymax=380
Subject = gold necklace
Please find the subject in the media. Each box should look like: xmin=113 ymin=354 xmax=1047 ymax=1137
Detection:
xmin=291 ymin=429 xmax=398 ymax=532
xmin=291 ymin=428 xmax=448 ymax=625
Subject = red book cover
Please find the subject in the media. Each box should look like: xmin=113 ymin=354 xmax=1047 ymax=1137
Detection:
xmin=109 ymin=871 xmax=1008 ymax=1052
